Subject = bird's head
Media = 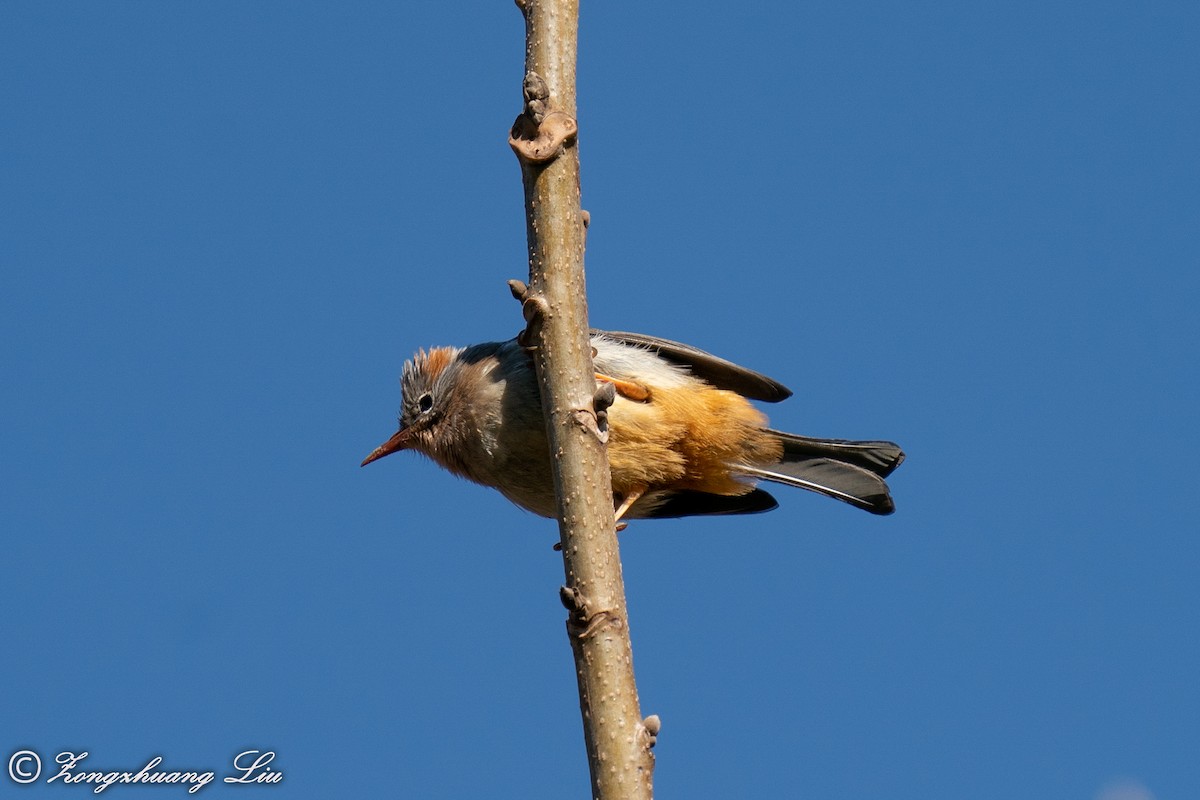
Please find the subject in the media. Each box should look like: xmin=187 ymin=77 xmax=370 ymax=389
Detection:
xmin=361 ymin=346 xmax=468 ymax=467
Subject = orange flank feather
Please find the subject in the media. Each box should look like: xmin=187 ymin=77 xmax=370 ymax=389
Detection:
xmin=605 ymin=382 xmax=782 ymax=499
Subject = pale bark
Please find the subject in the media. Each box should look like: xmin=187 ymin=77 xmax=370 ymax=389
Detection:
xmin=509 ymin=1 xmax=656 ymax=797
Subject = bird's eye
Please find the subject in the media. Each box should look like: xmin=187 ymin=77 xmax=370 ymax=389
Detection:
xmin=417 ymin=392 xmax=434 ymax=413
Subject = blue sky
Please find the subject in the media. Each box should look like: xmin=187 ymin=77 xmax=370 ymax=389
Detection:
xmin=2 ymin=2 xmax=1196 ymax=798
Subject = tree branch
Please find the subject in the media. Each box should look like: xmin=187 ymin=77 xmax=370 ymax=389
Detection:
xmin=509 ymin=1 xmax=656 ymax=797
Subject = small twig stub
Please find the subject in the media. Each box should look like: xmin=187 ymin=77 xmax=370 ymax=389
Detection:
xmin=510 ymin=71 xmax=578 ymax=164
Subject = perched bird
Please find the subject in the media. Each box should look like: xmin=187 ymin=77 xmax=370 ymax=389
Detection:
xmin=362 ymin=330 xmax=903 ymax=520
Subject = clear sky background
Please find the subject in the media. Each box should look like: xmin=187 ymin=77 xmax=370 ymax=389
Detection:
xmin=2 ymin=3 xmax=1196 ymax=799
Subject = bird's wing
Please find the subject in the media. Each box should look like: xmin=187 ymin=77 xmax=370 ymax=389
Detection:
xmin=593 ymin=330 xmax=792 ymax=402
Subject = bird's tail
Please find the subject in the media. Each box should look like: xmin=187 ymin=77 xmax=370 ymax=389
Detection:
xmin=735 ymin=430 xmax=905 ymax=515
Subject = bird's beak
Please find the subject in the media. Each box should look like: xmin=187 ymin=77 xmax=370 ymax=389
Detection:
xmin=360 ymin=428 xmax=413 ymax=467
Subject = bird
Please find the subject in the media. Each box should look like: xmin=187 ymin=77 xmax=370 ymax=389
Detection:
xmin=361 ymin=330 xmax=904 ymax=520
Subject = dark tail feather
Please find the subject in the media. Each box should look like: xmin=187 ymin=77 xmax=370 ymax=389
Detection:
xmin=736 ymin=431 xmax=905 ymax=515
xmin=765 ymin=429 xmax=905 ymax=477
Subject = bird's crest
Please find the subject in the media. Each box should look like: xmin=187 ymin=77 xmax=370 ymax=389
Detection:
xmin=402 ymin=346 xmax=460 ymax=397
xmin=413 ymin=347 xmax=455 ymax=379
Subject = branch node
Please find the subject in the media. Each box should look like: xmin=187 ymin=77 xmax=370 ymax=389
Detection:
xmin=510 ymin=111 xmax=578 ymax=164
xmin=593 ymin=381 xmax=615 ymax=413
xmin=561 ymin=587 xmax=622 ymax=640
xmin=572 ymin=609 xmax=619 ymax=640
xmin=522 ymin=294 xmax=547 ymax=324
xmin=507 ymin=278 xmax=529 ymax=302
xmin=571 ymin=407 xmax=608 ymax=444
xmin=559 ymin=584 xmax=584 ymax=612
xmin=641 ymin=715 xmax=662 ymax=748
xmin=592 ymin=381 xmax=615 ymax=439
xmin=580 ymin=609 xmax=619 ymax=642
xmin=516 ymin=294 xmax=549 ymax=348
xmin=510 ymin=72 xmax=578 ymax=164
xmin=522 ymin=72 xmax=549 ymax=123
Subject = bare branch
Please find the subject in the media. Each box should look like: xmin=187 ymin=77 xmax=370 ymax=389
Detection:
xmin=510 ymin=1 xmax=656 ymax=796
